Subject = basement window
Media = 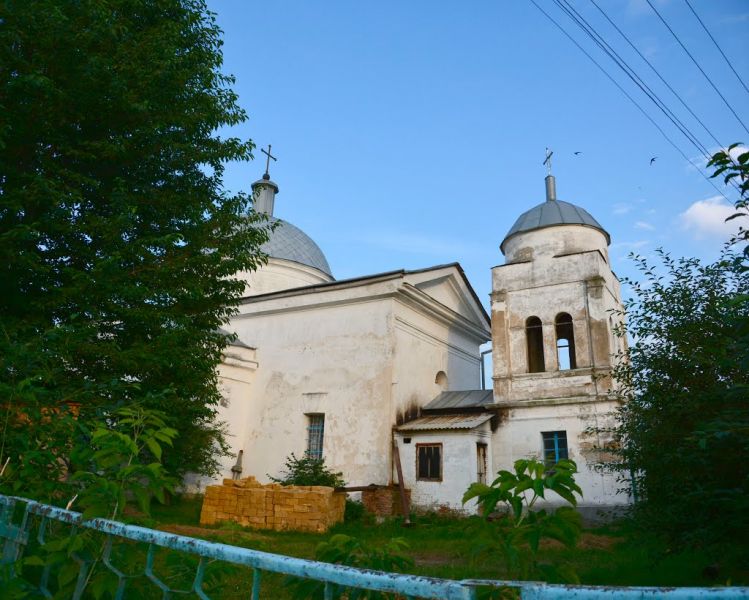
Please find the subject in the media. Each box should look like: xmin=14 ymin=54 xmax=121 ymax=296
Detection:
xmin=555 ymin=313 xmax=577 ymax=370
xmin=525 ymin=316 xmax=545 ymax=373
xmin=306 ymin=414 xmax=325 ymax=460
xmin=542 ymin=431 xmax=568 ymax=467
xmin=416 ymin=443 xmax=442 ymax=481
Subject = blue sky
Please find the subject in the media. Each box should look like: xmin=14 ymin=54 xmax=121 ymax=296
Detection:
xmin=208 ymin=0 xmax=748 ymax=308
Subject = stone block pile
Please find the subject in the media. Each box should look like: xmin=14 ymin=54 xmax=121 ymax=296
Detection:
xmin=199 ymin=476 xmax=346 ymax=533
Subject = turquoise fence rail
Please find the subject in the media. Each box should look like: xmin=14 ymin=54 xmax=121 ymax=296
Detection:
xmin=0 ymin=494 xmax=747 ymax=599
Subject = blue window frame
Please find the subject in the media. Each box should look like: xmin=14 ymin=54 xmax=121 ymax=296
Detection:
xmin=542 ymin=431 xmax=568 ymax=466
xmin=306 ymin=414 xmax=325 ymax=459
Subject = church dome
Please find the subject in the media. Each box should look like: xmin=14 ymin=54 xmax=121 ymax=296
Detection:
xmin=500 ymin=176 xmax=610 ymax=254
xmin=262 ymin=217 xmax=332 ymax=276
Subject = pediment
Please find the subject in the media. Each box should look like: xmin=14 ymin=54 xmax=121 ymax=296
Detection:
xmin=403 ymin=265 xmax=489 ymax=330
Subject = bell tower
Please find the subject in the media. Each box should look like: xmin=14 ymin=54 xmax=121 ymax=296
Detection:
xmin=489 ymin=171 xmax=628 ymax=512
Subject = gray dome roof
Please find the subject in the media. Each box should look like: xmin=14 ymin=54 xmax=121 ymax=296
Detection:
xmin=501 ymin=199 xmax=610 ymax=252
xmin=262 ymin=217 xmax=332 ymax=277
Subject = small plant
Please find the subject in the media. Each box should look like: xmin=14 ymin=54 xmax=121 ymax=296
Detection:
xmin=285 ymin=534 xmax=413 ymax=599
xmin=463 ymin=458 xmax=583 ymax=583
xmin=270 ymin=452 xmax=345 ymax=488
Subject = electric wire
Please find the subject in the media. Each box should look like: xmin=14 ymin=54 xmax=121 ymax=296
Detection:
xmin=526 ymin=0 xmax=733 ymax=203
xmin=588 ymin=0 xmax=724 ymax=150
xmin=566 ymin=0 xmax=741 ymax=195
xmin=683 ymin=0 xmax=749 ymax=99
xmin=555 ymin=0 xmax=712 ymax=162
xmin=645 ymin=0 xmax=749 ymax=136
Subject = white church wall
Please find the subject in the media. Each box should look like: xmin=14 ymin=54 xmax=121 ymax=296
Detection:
xmin=490 ymin=400 xmax=628 ymax=508
xmin=184 ymin=345 xmax=258 ymax=492
xmin=394 ymin=425 xmax=492 ymax=513
xmin=230 ymin=294 xmax=396 ymax=489
xmin=391 ymin=298 xmax=485 ymax=426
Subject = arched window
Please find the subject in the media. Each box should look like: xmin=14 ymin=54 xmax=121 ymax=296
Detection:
xmin=435 ymin=371 xmax=448 ymax=389
xmin=555 ymin=313 xmax=576 ymax=370
xmin=525 ymin=316 xmax=545 ymax=373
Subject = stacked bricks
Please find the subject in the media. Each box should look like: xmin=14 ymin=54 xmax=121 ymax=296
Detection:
xmin=361 ymin=486 xmax=411 ymax=517
xmin=200 ymin=476 xmax=346 ymax=533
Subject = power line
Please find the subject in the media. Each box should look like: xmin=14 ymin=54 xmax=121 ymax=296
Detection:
xmin=683 ymin=0 xmax=749 ymax=99
xmin=588 ymin=0 xmax=724 ymax=150
xmin=526 ymin=0 xmax=733 ymax=204
xmin=645 ymin=0 xmax=749 ymax=137
xmin=555 ymin=0 xmax=712 ymax=162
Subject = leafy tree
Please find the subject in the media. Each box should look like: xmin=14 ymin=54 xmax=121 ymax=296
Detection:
xmin=708 ymin=143 xmax=748 ymax=253
xmin=606 ymin=249 xmax=749 ymax=546
xmin=270 ymin=452 xmax=346 ymax=488
xmin=0 ymin=0 xmax=270 ymax=482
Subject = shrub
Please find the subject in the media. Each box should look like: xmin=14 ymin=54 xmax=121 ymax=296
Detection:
xmin=285 ymin=534 xmax=413 ymax=599
xmin=270 ymin=452 xmax=346 ymax=488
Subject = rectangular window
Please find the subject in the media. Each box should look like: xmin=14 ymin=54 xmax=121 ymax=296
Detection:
xmin=542 ymin=431 xmax=568 ymax=467
xmin=306 ymin=414 xmax=325 ymax=460
xmin=476 ymin=443 xmax=487 ymax=484
xmin=416 ymin=443 xmax=442 ymax=481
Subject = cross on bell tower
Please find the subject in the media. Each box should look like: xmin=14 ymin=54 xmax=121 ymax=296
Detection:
xmin=543 ymin=148 xmax=553 ymax=176
xmin=543 ymin=148 xmax=556 ymax=201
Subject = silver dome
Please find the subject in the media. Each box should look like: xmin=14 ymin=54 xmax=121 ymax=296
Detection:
xmin=500 ymin=199 xmax=610 ymax=253
xmin=262 ymin=218 xmax=333 ymax=277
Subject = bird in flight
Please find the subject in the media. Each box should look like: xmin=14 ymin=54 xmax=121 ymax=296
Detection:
xmin=650 ymin=156 xmax=657 ymax=165
xmin=574 ymin=151 xmax=582 ymax=155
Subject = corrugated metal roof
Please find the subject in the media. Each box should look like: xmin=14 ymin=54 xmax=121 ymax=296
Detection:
xmin=500 ymin=199 xmax=610 ymax=252
xmin=396 ymin=413 xmax=493 ymax=432
xmin=424 ymin=390 xmax=494 ymax=410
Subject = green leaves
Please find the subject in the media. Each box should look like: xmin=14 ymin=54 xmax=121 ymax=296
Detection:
xmin=0 ymin=0 xmax=272 ymax=482
xmin=70 ymin=405 xmax=179 ymax=520
xmin=463 ymin=458 xmax=582 ymax=518
xmin=270 ymin=453 xmax=346 ymax=488
xmin=604 ymin=246 xmax=749 ymax=547
xmin=285 ymin=534 xmax=414 ymax=599
xmin=462 ymin=458 xmax=583 ymax=583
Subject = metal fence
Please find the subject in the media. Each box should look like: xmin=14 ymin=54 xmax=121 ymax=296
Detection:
xmin=0 ymin=494 xmax=746 ymax=599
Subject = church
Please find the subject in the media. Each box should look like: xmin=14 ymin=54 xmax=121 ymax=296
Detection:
xmin=197 ymin=161 xmax=630 ymax=517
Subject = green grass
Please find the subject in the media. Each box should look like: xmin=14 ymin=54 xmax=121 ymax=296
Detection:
xmin=147 ymin=495 xmax=749 ymax=594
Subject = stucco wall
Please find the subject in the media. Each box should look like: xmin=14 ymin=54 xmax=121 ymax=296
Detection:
xmin=391 ymin=299 xmax=484 ymax=426
xmin=394 ymin=424 xmax=492 ymax=512
xmin=231 ymin=294 xmax=395 ymax=488
xmin=491 ymin=400 xmax=628 ymax=508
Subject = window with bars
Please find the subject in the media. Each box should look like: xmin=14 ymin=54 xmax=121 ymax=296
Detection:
xmin=416 ymin=444 xmax=442 ymax=481
xmin=542 ymin=431 xmax=568 ymax=467
xmin=306 ymin=414 xmax=325 ymax=460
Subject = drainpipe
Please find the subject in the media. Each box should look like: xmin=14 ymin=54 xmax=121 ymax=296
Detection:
xmin=479 ymin=349 xmax=492 ymax=390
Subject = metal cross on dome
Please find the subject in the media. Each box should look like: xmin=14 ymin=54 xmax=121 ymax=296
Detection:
xmin=261 ymin=144 xmax=277 ymax=177
xmin=543 ymin=147 xmax=553 ymax=176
